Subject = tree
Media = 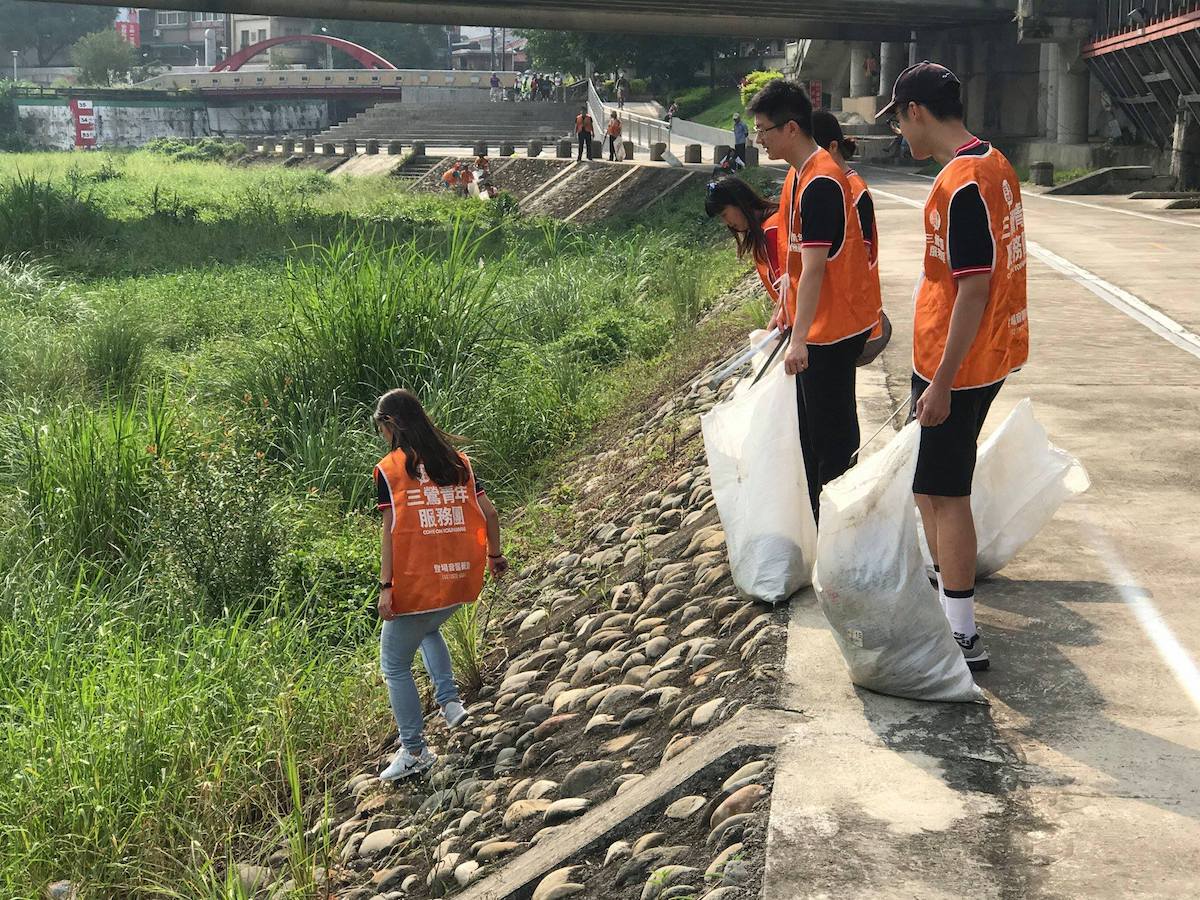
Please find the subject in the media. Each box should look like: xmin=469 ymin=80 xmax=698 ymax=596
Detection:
xmin=0 ymin=1 xmax=116 ymax=66
xmin=308 ymin=20 xmax=450 ymax=69
xmin=519 ymin=31 xmax=735 ymax=88
xmin=71 ymin=29 xmax=136 ymax=86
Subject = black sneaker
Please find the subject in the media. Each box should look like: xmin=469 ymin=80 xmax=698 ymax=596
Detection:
xmin=954 ymin=632 xmax=990 ymax=672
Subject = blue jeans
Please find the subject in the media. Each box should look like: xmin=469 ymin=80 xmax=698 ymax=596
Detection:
xmin=380 ymin=604 xmax=461 ymax=753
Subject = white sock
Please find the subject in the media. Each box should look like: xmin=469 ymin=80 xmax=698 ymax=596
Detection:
xmin=943 ymin=588 xmax=976 ymax=637
xmin=935 ymin=567 xmax=945 ymax=613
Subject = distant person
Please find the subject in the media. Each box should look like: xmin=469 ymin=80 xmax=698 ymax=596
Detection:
xmin=372 ymin=388 xmax=508 ymax=780
xmin=440 ymin=162 xmax=462 ymax=191
xmin=575 ymin=106 xmax=595 ymax=161
xmin=554 ymin=71 xmax=564 ymax=102
xmin=732 ymin=113 xmax=749 ymax=165
xmin=530 ymin=74 xmax=540 ymax=101
xmin=616 ymin=74 xmax=630 ymax=109
xmin=665 ymin=100 xmax=679 ymax=123
xmin=489 ymin=72 xmax=501 ymax=102
xmin=747 ymin=78 xmax=879 ymax=519
xmin=704 ymin=177 xmax=783 ymax=318
xmin=606 ymin=111 xmax=623 ymax=160
xmin=877 ymin=61 xmax=1029 ymax=672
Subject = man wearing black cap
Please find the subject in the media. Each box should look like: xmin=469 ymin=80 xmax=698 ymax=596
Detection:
xmin=877 ymin=62 xmax=1030 ymax=672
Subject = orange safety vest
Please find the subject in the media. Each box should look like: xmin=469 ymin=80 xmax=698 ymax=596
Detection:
xmin=374 ymin=449 xmax=488 ymax=616
xmin=777 ymin=148 xmax=878 ymax=344
xmin=576 ymin=114 xmax=594 ymax=134
xmin=915 ymin=140 xmax=1029 ymax=389
xmin=753 ymin=209 xmax=784 ymax=306
xmin=442 ymin=168 xmax=460 ymax=186
xmin=845 ymin=168 xmax=884 ymax=341
xmin=606 ymin=119 xmax=622 ymax=136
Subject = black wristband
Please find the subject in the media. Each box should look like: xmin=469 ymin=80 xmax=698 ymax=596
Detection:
xmin=379 ymin=581 xmax=392 ymax=589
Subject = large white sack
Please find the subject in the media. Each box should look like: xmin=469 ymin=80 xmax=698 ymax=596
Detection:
xmin=814 ymin=423 xmax=982 ymax=702
xmin=973 ymin=398 xmax=1090 ymax=577
xmin=701 ymin=353 xmax=816 ymax=604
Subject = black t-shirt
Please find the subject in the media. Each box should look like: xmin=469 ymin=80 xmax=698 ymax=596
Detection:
xmin=796 ymin=175 xmax=846 ymax=258
xmin=377 ymin=471 xmax=487 ymax=509
xmin=856 ymin=190 xmax=875 ymax=246
xmin=947 ymin=141 xmax=995 ymax=278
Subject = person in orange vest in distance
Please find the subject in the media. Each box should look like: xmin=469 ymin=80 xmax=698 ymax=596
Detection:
xmin=575 ymin=106 xmax=595 ymax=161
xmin=810 ymin=109 xmax=890 ymax=359
xmin=877 ymin=62 xmax=1029 ymax=673
xmin=441 ymin=163 xmax=462 ymax=191
xmin=373 ymin=388 xmax=508 ymax=780
xmin=703 ymin=176 xmax=783 ymax=315
xmin=605 ymin=111 xmax=623 ymax=161
xmin=746 ymin=79 xmax=879 ymax=520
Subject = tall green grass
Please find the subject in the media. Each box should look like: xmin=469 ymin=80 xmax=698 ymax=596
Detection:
xmin=0 ymin=151 xmax=745 ymax=897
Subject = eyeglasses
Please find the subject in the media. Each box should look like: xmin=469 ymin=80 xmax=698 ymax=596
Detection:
xmin=886 ymin=115 xmax=902 ymax=135
xmin=752 ymin=120 xmax=794 ymax=137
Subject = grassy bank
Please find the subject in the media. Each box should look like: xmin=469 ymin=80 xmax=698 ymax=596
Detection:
xmin=0 ymin=149 xmax=748 ymax=897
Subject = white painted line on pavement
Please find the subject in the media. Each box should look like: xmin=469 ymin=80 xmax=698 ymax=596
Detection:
xmin=1026 ymin=242 xmax=1200 ymax=361
xmin=871 ymin=187 xmax=1200 ymax=362
xmin=868 ymin=165 xmax=1200 ymax=229
xmin=1089 ymin=526 xmax=1200 ymax=717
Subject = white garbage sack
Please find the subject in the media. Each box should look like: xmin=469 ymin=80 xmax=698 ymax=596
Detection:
xmin=814 ymin=422 xmax=982 ymax=702
xmin=916 ymin=398 xmax=1091 ymax=577
xmin=701 ymin=345 xmax=816 ymax=604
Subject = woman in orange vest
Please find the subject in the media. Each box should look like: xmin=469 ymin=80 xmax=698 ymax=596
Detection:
xmin=575 ymin=106 xmax=595 ymax=161
xmin=811 ymin=109 xmax=890 ymax=363
xmin=441 ymin=163 xmax=462 ymax=191
xmin=373 ymin=388 xmax=508 ymax=780
xmin=605 ymin=111 xmax=623 ymax=161
xmin=704 ymin=176 xmax=783 ymax=317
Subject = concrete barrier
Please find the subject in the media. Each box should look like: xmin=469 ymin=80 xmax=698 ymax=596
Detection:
xmin=1030 ymin=161 xmax=1054 ymax=187
xmin=500 ymin=141 xmax=515 ymax=157
xmin=556 ymin=139 xmax=572 ymax=158
xmin=714 ymin=144 xmax=731 ymax=163
xmin=473 ymin=140 xmax=488 ymax=156
xmin=387 ymin=140 xmax=403 ymax=155
xmin=650 ymin=142 xmax=667 ymax=162
xmin=622 ymin=140 xmax=635 ymax=160
xmin=301 ymin=138 xmax=315 ymax=155
xmin=411 ymin=141 xmax=426 ymax=156
xmin=365 ymin=139 xmax=379 ymax=155
xmin=527 ymin=140 xmax=543 ymax=157
xmin=684 ymin=143 xmax=702 ymax=164
xmin=591 ymin=139 xmax=603 ymax=158
xmin=321 ymin=142 xmax=336 ymax=157
xmin=745 ymin=146 xmax=760 ymax=167
xmin=342 ymin=139 xmax=357 ymax=156
xmin=280 ymin=138 xmax=295 ymax=156
xmin=262 ymin=137 xmax=277 ymax=154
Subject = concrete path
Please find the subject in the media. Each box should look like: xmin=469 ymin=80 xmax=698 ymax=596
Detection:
xmin=764 ymin=166 xmax=1200 ymax=898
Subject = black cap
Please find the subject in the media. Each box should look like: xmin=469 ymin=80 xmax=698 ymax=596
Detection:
xmin=875 ymin=61 xmax=961 ymax=119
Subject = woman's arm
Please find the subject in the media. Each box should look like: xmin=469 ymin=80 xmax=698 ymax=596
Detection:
xmin=379 ymin=508 xmax=395 ymax=620
xmin=477 ymin=493 xmax=508 ymax=579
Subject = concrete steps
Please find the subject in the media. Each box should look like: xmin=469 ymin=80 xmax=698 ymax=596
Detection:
xmin=316 ymin=101 xmax=574 ymax=144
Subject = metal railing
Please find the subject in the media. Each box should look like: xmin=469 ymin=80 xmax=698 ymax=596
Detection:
xmin=589 ymin=79 xmax=672 ymax=149
xmin=1093 ymin=0 xmax=1200 ymax=39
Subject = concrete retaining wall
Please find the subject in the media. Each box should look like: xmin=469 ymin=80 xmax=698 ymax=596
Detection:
xmin=16 ymin=98 xmax=330 ymax=149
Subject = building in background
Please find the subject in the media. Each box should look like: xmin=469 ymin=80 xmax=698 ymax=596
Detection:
xmin=137 ymin=9 xmax=231 ymax=66
xmin=230 ymin=15 xmax=321 ymax=67
xmin=451 ymin=32 xmax=527 ymax=71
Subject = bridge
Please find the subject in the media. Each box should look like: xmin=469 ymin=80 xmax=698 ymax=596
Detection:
xmin=49 ymin=0 xmax=1014 ymax=40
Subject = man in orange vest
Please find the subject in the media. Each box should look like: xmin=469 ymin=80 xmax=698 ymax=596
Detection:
xmin=575 ymin=106 xmax=595 ymax=161
xmin=878 ymin=62 xmax=1029 ymax=672
xmin=746 ymin=79 xmax=879 ymax=519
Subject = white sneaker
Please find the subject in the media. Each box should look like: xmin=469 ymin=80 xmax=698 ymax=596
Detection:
xmin=442 ymin=700 xmax=469 ymax=728
xmin=380 ymin=747 xmax=436 ymax=781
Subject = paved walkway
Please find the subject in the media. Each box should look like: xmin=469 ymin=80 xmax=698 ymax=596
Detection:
xmin=764 ymin=166 xmax=1200 ymax=898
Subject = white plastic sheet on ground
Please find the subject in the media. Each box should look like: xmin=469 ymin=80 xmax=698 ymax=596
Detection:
xmin=702 ymin=339 xmax=816 ymax=605
xmin=814 ymin=422 xmax=982 ymax=702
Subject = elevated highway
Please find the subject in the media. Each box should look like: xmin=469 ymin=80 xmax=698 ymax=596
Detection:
xmin=44 ymin=0 xmax=1014 ymax=40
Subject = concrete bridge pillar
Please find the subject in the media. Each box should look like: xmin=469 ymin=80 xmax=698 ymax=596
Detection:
xmin=879 ymin=42 xmax=907 ymax=101
xmin=1039 ymin=44 xmax=1058 ymax=139
xmin=828 ymin=54 xmax=851 ymax=111
xmin=850 ymin=43 xmax=874 ymax=97
xmin=1055 ymin=41 xmax=1090 ymax=144
xmin=963 ymin=38 xmax=988 ymax=134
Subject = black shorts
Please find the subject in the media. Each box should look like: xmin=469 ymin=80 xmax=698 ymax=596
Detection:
xmin=910 ymin=373 xmax=1003 ymax=497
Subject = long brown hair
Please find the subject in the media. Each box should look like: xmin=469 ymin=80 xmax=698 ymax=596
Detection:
xmin=704 ymin=176 xmax=780 ymax=264
xmin=373 ymin=388 xmax=468 ymax=486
